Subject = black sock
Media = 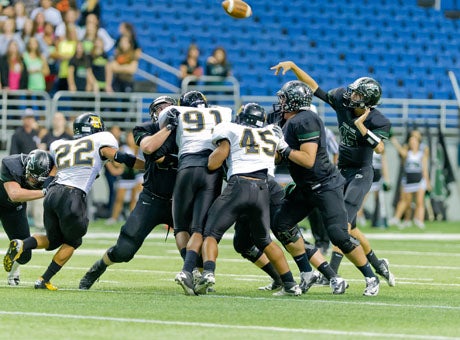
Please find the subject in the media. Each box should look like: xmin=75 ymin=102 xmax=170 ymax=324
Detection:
xmin=366 ymin=250 xmax=381 ymax=269
xmin=293 ymin=253 xmax=313 ymax=272
xmin=182 ymin=250 xmax=198 ymax=273
xmin=280 ymin=271 xmax=295 ymax=283
xmin=195 ymin=254 xmax=203 ymax=269
xmin=23 ymin=237 xmax=38 ymax=250
xmin=317 ymin=261 xmax=337 ymax=280
xmin=179 ymin=248 xmax=187 ymax=261
xmin=42 ymin=260 xmax=62 ymax=282
xmin=357 ymin=262 xmax=376 ymax=278
xmin=329 ymin=251 xmax=344 ymax=274
xmin=203 ymin=260 xmax=216 ymax=272
xmin=261 ymin=263 xmax=282 ymax=283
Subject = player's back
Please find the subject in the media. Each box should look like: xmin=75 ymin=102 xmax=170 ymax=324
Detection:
xmin=213 ymin=122 xmax=280 ymax=178
xmin=173 ymin=106 xmax=232 ymax=157
xmin=50 ymin=131 xmax=118 ymax=194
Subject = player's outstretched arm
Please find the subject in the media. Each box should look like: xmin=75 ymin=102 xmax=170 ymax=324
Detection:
xmin=271 ymin=61 xmax=319 ymax=92
xmin=208 ymin=140 xmax=230 ymax=171
xmin=101 ymin=146 xmax=145 ymax=170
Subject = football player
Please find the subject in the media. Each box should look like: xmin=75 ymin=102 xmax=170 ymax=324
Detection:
xmin=271 ymin=61 xmax=395 ymax=288
xmin=79 ymin=96 xmax=179 ymax=290
xmin=195 ymin=103 xmax=301 ymax=296
xmin=3 ymin=112 xmax=144 ymax=290
xmin=1 ymin=149 xmax=54 ymax=285
xmin=157 ymin=91 xmax=232 ymax=295
xmin=264 ymin=79 xmax=381 ymax=296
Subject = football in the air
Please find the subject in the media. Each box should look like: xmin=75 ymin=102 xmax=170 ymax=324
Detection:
xmin=222 ymin=0 xmax=252 ymax=19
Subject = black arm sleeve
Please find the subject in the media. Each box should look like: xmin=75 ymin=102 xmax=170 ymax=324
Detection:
xmin=314 ymin=87 xmax=328 ymax=102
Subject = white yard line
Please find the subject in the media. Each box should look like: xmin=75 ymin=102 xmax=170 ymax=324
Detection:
xmin=0 ymin=310 xmax=457 ymax=339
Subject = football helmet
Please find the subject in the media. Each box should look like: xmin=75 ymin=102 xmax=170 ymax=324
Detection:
xmin=343 ymin=77 xmax=382 ymax=109
xmin=73 ymin=112 xmax=105 ymax=139
xmin=276 ymin=80 xmax=313 ymax=113
xmin=24 ymin=149 xmax=54 ymax=189
xmin=149 ymin=96 xmax=176 ymax=122
xmin=235 ymin=103 xmax=266 ymax=128
xmin=178 ymin=91 xmax=208 ymax=108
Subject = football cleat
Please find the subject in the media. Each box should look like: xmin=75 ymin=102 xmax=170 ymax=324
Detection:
xmin=4 ymin=239 xmax=24 ymax=272
xmin=175 ymin=271 xmax=196 ymax=296
xmin=34 ymin=277 xmax=58 ymax=291
xmin=299 ymin=271 xmax=319 ymax=293
xmin=363 ymin=276 xmax=380 ymax=296
xmin=329 ymin=277 xmax=347 ymax=295
xmin=273 ymin=282 xmax=302 ymax=296
xmin=7 ymin=261 xmax=20 ymax=286
xmin=258 ymin=279 xmax=283 ymax=291
xmin=375 ymin=258 xmax=395 ymax=287
xmin=194 ymin=270 xmax=215 ymax=295
xmin=192 ymin=268 xmax=202 ymax=286
xmin=79 ymin=259 xmax=107 ymax=290
xmin=315 ymin=274 xmax=330 ymax=286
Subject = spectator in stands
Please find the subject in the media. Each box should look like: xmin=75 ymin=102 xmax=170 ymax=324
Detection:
xmin=30 ymin=0 xmax=63 ymax=27
xmin=104 ymin=125 xmax=123 ymax=216
xmin=78 ymin=0 xmax=100 ymax=27
xmin=0 ymin=18 xmax=25 ymax=56
xmin=54 ymin=7 xmax=81 ymax=42
xmin=42 ymin=21 xmax=58 ymax=92
xmin=105 ymin=131 xmax=142 ymax=225
xmin=115 ymin=22 xmax=141 ymax=60
xmin=22 ymin=36 xmax=50 ymax=91
xmin=67 ymin=41 xmax=91 ymax=91
xmin=14 ymin=1 xmax=28 ymax=32
xmin=39 ymin=111 xmax=72 ymax=150
xmin=20 ymin=18 xmax=48 ymax=55
xmin=179 ymin=43 xmax=202 ymax=86
xmin=51 ymin=23 xmax=77 ymax=91
xmin=205 ymin=46 xmax=231 ymax=78
xmin=55 ymin=0 xmax=78 ymax=14
xmin=0 ymin=40 xmax=28 ymax=90
xmin=87 ymin=37 xmax=108 ymax=92
xmin=80 ymin=13 xmax=114 ymax=53
xmin=9 ymin=108 xmax=40 ymax=154
xmin=390 ymin=130 xmax=431 ymax=229
xmin=32 ymin=11 xmax=46 ymax=35
xmin=80 ymin=18 xmax=97 ymax=55
xmin=105 ymin=35 xmax=138 ymax=93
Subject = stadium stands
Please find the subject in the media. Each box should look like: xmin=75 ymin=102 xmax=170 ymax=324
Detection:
xmin=101 ymin=0 xmax=458 ymax=99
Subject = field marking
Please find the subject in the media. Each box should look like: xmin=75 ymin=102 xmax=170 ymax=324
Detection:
xmin=3 ymin=232 xmax=460 ymax=241
xmin=0 ymin=310 xmax=457 ymax=339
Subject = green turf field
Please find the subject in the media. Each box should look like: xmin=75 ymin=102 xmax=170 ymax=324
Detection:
xmin=1 ymin=220 xmax=459 ymax=339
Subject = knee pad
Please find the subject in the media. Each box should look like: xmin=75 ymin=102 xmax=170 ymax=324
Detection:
xmin=273 ymin=225 xmax=302 ymax=246
xmin=106 ymin=239 xmax=137 ymax=263
xmin=239 ymin=245 xmax=263 ymax=263
xmin=329 ymin=231 xmax=360 ymax=254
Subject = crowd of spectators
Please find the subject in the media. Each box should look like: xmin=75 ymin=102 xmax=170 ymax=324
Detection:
xmin=0 ymin=0 xmax=139 ymax=94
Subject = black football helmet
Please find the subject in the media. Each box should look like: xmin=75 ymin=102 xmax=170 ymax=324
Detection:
xmin=149 ymin=96 xmax=176 ymax=122
xmin=343 ymin=77 xmax=382 ymax=109
xmin=73 ymin=112 xmax=105 ymax=139
xmin=275 ymin=80 xmax=313 ymax=113
xmin=178 ymin=91 xmax=208 ymax=108
xmin=24 ymin=149 xmax=54 ymax=189
xmin=235 ymin=103 xmax=266 ymax=128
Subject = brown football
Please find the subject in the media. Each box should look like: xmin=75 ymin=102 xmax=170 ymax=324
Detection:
xmin=222 ymin=0 xmax=252 ymax=19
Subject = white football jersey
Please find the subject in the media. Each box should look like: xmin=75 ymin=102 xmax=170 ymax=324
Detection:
xmin=50 ymin=131 xmax=118 ymax=194
xmin=212 ymin=122 xmax=282 ymax=178
xmin=158 ymin=105 xmax=232 ymax=158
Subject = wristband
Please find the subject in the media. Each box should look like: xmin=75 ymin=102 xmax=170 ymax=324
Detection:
xmin=282 ymin=146 xmax=293 ymax=159
xmin=114 ymin=151 xmax=137 ymax=168
xmin=365 ymin=130 xmax=381 ymax=148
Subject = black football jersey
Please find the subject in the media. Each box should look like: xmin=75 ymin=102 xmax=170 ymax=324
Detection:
xmin=133 ymin=122 xmax=178 ymax=198
xmin=282 ymin=109 xmax=341 ymax=189
xmin=0 ymin=154 xmax=28 ymax=208
xmin=317 ymin=87 xmax=391 ymax=168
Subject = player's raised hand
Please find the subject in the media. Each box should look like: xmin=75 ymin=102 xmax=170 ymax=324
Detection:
xmin=270 ymin=61 xmax=295 ymax=75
